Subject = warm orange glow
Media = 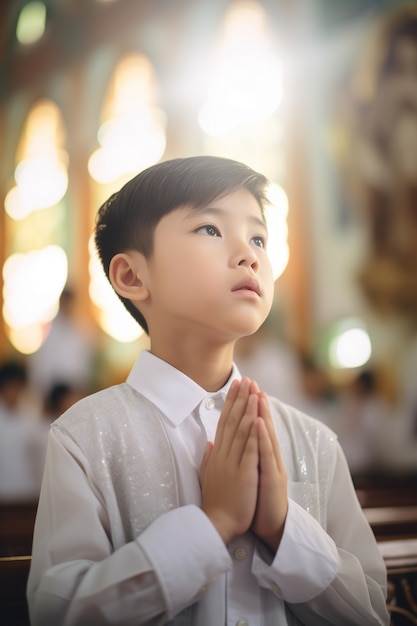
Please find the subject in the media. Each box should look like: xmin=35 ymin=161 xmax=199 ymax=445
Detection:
xmin=5 ymin=100 xmax=68 ymax=219
xmin=3 ymin=246 xmax=68 ymax=354
xmin=88 ymin=54 xmax=166 ymax=184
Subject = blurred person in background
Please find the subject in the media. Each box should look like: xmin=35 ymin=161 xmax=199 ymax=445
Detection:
xmin=380 ymin=336 xmax=417 ymax=475
xmin=0 ymin=360 xmax=44 ymax=501
xmin=28 ymin=287 xmax=97 ymax=399
xmin=235 ymin=320 xmax=337 ymax=427
xmin=294 ymin=355 xmax=338 ymax=427
xmin=43 ymin=381 xmax=86 ymax=424
xmin=234 ymin=315 xmax=305 ymax=407
xmin=332 ymin=369 xmax=392 ymax=477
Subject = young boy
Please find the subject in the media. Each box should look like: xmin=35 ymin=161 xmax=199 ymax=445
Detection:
xmin=27 ymin=156 xmax=389 ymax=625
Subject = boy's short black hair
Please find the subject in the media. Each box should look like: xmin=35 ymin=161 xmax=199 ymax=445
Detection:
xmin=95 ymin=155 xmax=270 ymax=334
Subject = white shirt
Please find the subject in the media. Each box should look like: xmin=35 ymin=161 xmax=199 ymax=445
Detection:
xmin=27 ymin=350 xmax=389 ymax=625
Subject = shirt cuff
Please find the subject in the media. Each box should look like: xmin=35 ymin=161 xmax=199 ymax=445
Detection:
xmin=252 ymin=498 xmax=338 ymax=603
xmin=136 ymin=504 xmax=232 ymax=616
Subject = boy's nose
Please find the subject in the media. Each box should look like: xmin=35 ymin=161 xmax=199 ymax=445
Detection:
xmin=236 ymin=245 xmax=259 ymax=271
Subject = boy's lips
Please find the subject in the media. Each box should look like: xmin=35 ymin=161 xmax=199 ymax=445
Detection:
xmin=231 ymin=277 xmax=261 ymax=296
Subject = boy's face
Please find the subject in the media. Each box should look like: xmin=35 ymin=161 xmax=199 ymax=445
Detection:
xmin=138 ymin=187 xmax=275 ymax=342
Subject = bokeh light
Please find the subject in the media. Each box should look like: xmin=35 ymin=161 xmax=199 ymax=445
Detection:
xmin=16 ymin=1 xmax=46 ymax=45
xmin=329 ymin=319 xmax=372 ymax=369
xmin=88 ymin=54 xmax=166 ymax=185
xmin=2 ymin=246 xmax=68 ymax=353
xmin=198 ymin=1 xmax=282 ymax=136
xmin=265 ymin=183 xmax=289 ymax=281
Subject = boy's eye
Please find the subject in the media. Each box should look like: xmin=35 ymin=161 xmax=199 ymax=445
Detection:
xmin=252 ymin=236 xmax=266 ymax=248
xmin=196 ymin=225 xmax=220 ymax=237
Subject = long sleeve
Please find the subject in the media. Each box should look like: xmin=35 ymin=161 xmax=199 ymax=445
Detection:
xmin=27 ymin=430 xmax=232 ymax=626
xmin=254 ymin=443 xmax=389 ymax=625
xmin=27 ymin=361 xmax=391 ymax=626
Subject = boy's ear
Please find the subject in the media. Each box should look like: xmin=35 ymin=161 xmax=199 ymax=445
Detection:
xmin=109 ymin=252 xmax=149 ymax=302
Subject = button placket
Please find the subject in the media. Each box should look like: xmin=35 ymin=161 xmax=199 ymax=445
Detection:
xmin=205 ymin=397 xmax=215 ymax=410
xmin=234 ymin=547 xmax=248 ymax=561
xmin=199 ymin=395 xmax=220 ymax=443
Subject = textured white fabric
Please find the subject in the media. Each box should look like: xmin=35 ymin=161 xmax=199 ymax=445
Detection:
xmin=27 ymin=350 xmax=389 ymax=625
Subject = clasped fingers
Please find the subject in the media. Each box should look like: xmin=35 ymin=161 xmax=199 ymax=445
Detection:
xmin=215 ymin=378 xmax=256 ymax=454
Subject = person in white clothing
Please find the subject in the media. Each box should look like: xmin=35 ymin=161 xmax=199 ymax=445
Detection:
xmin=27 ymin=287 xmax=96 ymax=398
xmin=0 ymin=360 xmax=44 ymax=502
xmin=27 ymin=156 xmax=389 ymax=625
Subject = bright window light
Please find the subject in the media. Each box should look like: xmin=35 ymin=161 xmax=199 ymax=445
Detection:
xmin=198 ymin=1 xmax=283 ymax=136
xmin=2 ymin=246 xmax=68 ymax=354
xmin=88 ymin=54 xmax=166 ymax=185
xmin=88 ymin=111 xmax=166 ymax=184
xmin=6 ymin=154 xmax=68 ymax=219
xmin=5 ymin=101 xmax=68 ymax=219
xmin=265 ymin=183 xmax=289 ymax=281
xmin=9 ymin=325 xmax=44 ymax=355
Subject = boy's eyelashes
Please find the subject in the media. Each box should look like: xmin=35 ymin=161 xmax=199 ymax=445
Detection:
xmin=194 ymin=224 xmax=267 ymax=248
xmin=252 ymin=236 xmax=266 ymax=249
xmin=195 ymin=224 xmax=220 ymax=237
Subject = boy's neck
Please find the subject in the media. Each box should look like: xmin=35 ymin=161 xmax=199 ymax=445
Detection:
xmin=149 ymin=336 xmax=236 ymax=392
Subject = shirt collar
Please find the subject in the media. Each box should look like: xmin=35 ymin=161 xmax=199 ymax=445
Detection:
xmin=126 ymin=349 xmax=241 ymax=426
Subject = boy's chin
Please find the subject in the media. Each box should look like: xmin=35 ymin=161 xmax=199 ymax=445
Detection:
xmin=232 ymin=321 xmax=266 ymax=340
xmin=241 ymin=328 xmax=262 ymax=338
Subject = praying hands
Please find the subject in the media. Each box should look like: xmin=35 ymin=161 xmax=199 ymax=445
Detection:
xmin=200 ymin=377 xmax=288 ymax=552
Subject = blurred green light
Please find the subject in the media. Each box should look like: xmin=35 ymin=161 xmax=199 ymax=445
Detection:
xmin=16 ymin=2 xmax=46 ymax=45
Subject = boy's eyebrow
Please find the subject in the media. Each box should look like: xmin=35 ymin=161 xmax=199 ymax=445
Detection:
xmin=184 ymin=206 xmax=267 ymax=229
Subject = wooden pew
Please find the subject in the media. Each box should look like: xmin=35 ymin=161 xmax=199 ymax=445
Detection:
xmin=355 ymin=473 xmax=417 ymax=543
xmin=379 ymin=539 xmax=417 ymax=625
xmin=354 ymin=473 xmax=417 ymax=509
xmin=0 ymin=501 xmax=37 ymax=557
xmin=356 ymin=473 xmax=417 ymax=622
xmin=364 ymin=506 xmax=417 ymax=541
xmin=357 ymin=488 xmax=417 ymax=510
xmin=0 ymin=555 xmax=31 ymax=626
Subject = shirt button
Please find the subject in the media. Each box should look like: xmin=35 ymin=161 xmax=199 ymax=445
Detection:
xmin=234 ymin=546 xmax=248 ymax=560
xmin=236 ymin=620 xmax=249 ymax=626
xmin=205 ymin=397 xmax=215 ymax=410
